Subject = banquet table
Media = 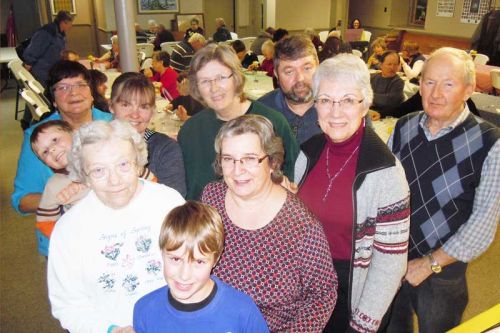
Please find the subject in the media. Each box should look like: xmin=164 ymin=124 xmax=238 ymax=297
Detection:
xmin=372 ymin=117 xmax=398 ymax=143
xmin=243 ymin=71 xmax=274 ymax=100
xmin=148 ymin=98 xmax=185 ymax=139
xmin=471 ymin=93 xmax=500 ymax=126
xmin=475 ymin=63 xmax=500 ymax=94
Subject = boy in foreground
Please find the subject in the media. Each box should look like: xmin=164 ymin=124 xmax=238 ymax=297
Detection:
xmin=133 ymin=201 xmax=269 ymax=332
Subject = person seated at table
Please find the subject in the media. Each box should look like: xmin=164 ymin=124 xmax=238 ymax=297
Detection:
xmin=272 ymin=28 xmax=288 ymax=43
xmin=201 ymin=115 xmax=337 ymax=332
xmin=11 ymin=60 xmax=113 ymax=216
xmin=135 ymin=23 xmax=148 ymax=43
xmin=366 ymin=37 xmax=387 ymax=70
xmin=144 ymin=51 xmax=179 ymax=101
xmin=400 ymin=40 xmax=425 ymax=83
xmin=259 ymin=40 xmax=275 ymax=78
xmin=304 ymin=27 xmax=323 ymax=53
xmin=110 ymin=72 xmax=186 ymax=197
xmin=318 ymin=36 xmax=341 ymax=63
xmin=146 ymin=19 xmax=158 ymax=35
xmin=153 ymin=24 xmax=175 ymax=51
xmin=47 ymin=119 xmax=185 ymax=333
xmin=250 ymin=30 xmax=272 ymax=56
xmin=296 ymin=54 xmax=410 ymax=332
xmin=370 ymin=51 xmax=405 ymax=117
xmin=133 ymin=201 xmax=269 ymax=333
xmin=177 ymin=43 xmax=298 ymax=200
xmin=213 ymin=18 xmax=232 ymax=43
xmin=231 ymin=39 xmax=259 ymax=69
xmin=170 ymin=33 xmax=206 ymax=73
xmin=89 ymin=69 xmax=109 ymax=112
xmin=184 ymin=17 xmax=204 ymax=41
xmin=60 ymin=49 xmax=79 ymax=61
xmin=31 ymin=120 xmax=157 ymax=256
xmin=168 ymin=71 xmax=204 ymax=121
xmin=89 ymin=35 xmax=120 ymax=70
xmin=350 ymin=18 xmax=362 ymax=29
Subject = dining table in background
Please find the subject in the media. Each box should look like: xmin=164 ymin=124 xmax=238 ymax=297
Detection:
xmin=149 ymin=98 xmax=184 ymax=140
xmin=371 ymin=116 xmax=398 ymax=143
xmin=243 ymin=70 xmax=274 ymax=100
xmin=475 ymin=63 xmax=500 ymax=94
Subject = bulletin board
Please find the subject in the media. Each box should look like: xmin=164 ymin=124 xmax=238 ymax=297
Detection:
xmin=460 ymin=0 xmax=492 ymax=23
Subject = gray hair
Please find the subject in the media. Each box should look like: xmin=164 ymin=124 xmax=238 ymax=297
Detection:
xmin=110 ymin=35 xmax=119 ymax=45
xmin=213 ymin=115 xmax=284 ymax=184
xmin=188 ymin=32 xmax=206 ymax=45
xmin=421 ymin=47 xmax=476 ymax=87
xmin=312 ymin=53 xmax=373 ymax=109
xmin=68 ymin=120 xmax=148 ymax=182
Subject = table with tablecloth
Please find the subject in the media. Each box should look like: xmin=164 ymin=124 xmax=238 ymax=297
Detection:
xmin=475 ymin=63 xmax=500 ymax=94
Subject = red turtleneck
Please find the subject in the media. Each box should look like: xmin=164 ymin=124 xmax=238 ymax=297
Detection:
xmin=298 ymin=124 xmax=364 ymax=260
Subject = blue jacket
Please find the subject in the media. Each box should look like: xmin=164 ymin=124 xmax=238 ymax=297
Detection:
xmin=11 ymin=108 xmax=113 ymax=215
xmin=23 ymin=22 xmax=66 ymax=86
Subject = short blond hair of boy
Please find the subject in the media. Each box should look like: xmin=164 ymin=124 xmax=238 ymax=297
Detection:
xmin=159 ymin=201 xmax=224 ymax=262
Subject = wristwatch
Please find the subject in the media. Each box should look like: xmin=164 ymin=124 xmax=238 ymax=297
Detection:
xmin=427 ymin=253 xmax=442 ymax=274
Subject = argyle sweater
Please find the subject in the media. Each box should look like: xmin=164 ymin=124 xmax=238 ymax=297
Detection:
xmin=391 ymin=112 xmax=499 ymax=260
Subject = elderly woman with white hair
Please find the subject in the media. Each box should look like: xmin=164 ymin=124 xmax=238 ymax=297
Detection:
xmin=294 ymin=54 xmax=411 ymax=333
xmin=47 ymin=120 xmax=184 ymax=333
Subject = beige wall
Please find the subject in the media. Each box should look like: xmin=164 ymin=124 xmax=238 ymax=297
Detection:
xmin=275 ymin=0 xmax=331 ymax=30
xmin=422 ymin=0 xmax=476 ymax=38
xmin=349 ymin=0 xmax=391 ymax=28
xmin=349 ymin=0 xmax=480 ymax=39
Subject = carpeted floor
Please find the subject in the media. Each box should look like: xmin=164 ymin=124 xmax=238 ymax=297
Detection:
xmin=0 ymin=81 xmax=498 ymax=332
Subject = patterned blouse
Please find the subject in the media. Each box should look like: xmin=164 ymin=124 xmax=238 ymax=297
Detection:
xmin=202 ymin=182 xmax=338 ymax=332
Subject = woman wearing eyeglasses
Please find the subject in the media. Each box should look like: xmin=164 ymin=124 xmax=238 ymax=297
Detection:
xmin=177 ymin=43 xmax=298 ymax=200
xmin=295 ymin=54 xmax=410 ymax=333
xmin=47 ymin=120 xmax=185 ymax=333
xmin=202 ymin=115 xmax=337 ymax=332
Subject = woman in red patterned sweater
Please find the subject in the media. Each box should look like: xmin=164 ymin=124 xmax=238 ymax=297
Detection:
xmin=201 ymin=115 xmax=337 ymax=332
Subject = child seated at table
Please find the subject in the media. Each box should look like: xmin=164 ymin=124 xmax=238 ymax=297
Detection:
xmin=133 ymin=201 xmax=269 ymax=333
xmin=30 ymin=120 xmax=156 ymax=256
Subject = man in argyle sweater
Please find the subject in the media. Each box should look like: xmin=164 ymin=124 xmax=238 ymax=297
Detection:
xmin=387 ymin=47 xmax=499 ymax=332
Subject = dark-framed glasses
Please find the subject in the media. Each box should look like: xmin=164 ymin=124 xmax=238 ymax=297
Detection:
xmin=220 ymin=155 xmax=269 ymax=170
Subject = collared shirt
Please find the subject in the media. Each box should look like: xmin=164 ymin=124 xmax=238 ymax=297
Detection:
xmin=258 ymin=89 xmax=322 ymax=144
xmin=420 ymin=106 xmax=470 ymax=141
xmin=388 ymin=106 xmax=500 ymax=262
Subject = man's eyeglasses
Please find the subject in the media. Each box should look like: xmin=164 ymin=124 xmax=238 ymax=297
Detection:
xmin=198 ymin=74 xmax=234 ymax=89
xmin=220 ymin=155 xmax=269 ymax=170
xmin=85 ymin=160 xmax=135 ymax=180
xmin=53 ymin=82 xmax=89 ymax=94
xmin=314 ymin=97 xmax=364 ymax=110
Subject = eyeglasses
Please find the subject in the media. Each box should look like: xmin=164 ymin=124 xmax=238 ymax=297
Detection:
xmin=53 ymin=82 xmax=89 ymax=94
xmin=220 ymin=155 xmax=269 ymax=170
xmin=198 ymin=74 xmax=234 ymax=89
xmin=314 ymin=97 xmax=364 ymax=110
xmin=85 ymin=160 xmax=135 ymax=180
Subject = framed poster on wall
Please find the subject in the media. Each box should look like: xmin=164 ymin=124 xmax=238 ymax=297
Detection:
xmin=176 ymin=14 xmax=205 ymax=33
xmin=50 ymin=0 xmax=76 ymax=15
xmin=138 ymin=0 xmax=179 ymax=14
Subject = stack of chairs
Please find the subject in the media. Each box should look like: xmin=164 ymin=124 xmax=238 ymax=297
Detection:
xmin=7 ymin=58 xmax=51 ymax=121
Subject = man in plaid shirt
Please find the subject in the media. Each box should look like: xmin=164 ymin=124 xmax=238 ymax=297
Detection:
xmin=387 ymin=47 xmax=499 ymax=332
